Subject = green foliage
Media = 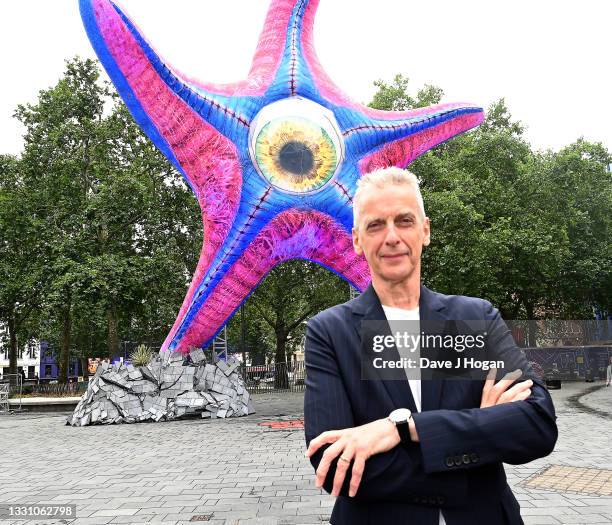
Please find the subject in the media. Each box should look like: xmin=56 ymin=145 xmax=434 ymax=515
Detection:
xmin=371 ymin=77 xmax=611 ymax=321
xmin=130 ymin=344 xmax=153 ymax=366
xmin=1 ymin=61 xmax=609 ymax=376
xmin=3 ymin=57 xmax=200 ymax=380
xmin=0 ymin=154 xmax=49 ymax=377
xmin=368 ymin=74 xmax=443 ymax=111
xmin=227 ymin=259 xmax=348 ymax=365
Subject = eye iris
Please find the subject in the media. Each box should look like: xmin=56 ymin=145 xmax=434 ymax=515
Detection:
xmin=254 ymin=117 xmax=338 ymax=193
xmin=278 ymin=141 xmax=314 ymax=176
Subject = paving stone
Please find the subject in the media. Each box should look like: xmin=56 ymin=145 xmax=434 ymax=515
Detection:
xmin=6 ymin=383 xmax=612 ymax=524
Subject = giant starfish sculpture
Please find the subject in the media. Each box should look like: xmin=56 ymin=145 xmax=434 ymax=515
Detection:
xmin=79 ymin=0 xmax=484 ymax=354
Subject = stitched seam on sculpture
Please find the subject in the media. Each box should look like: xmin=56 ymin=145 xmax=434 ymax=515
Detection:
xmin=342 ymin=108 xmax=478 ymax=137
xmin=289 ymin=0 xmax=308 ymax=96
xmin=334 ymin=181 xmax=353 ymax=204
xmin=114 ymin=5 xmax=250 ymax=128
xmin=194 ymin=186 xmax=274 ymax=302
xmin=196 ymin=91 xmax=251 ymax=128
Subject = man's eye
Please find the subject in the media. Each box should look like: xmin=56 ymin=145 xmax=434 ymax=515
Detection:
xmin=367 ymin=222 xmax=383 ymax=231
xmin=397 ymin=217 xmax=414 ymax=226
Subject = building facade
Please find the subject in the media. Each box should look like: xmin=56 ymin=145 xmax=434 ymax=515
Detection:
xmin=0 ymin=325 xmax=40 ymax=380
xmin=0 ymin=326 xmax=81 ymax=381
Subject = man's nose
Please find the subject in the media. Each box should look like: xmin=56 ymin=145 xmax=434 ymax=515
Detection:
xmin=384 ymin=223 xmax=400 ymax=245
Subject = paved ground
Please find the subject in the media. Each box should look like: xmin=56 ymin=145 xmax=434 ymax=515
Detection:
xmin=0 ymin=382 xmax=610 ymax=525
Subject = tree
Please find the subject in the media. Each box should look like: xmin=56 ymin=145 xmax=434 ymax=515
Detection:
xmin=369 ymin=76 xmax=612 ymax=336
xmin=226 ymin=304 xmax=273 ymax=366
xmin=546 ymin=140 xmax=611 ymax=317
xmin=12 ymin=57 xmax=201 ymax=381
xmin=369 ymin=74 xmax=444 ymax=111
xmin=246 ymin=260 xmax=347 ymax=388
xmin=0 ymin=155 xmax=47 ymax=382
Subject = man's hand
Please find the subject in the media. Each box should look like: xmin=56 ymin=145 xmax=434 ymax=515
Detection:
xmin=305 ymin=418 xmax=400 ymax=497
xmin=481 ymin=368 xmax=533 ymax=408
xmin=305 ymin=369 xmax=532 ymax=498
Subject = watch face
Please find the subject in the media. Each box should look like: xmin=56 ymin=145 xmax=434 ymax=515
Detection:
xmin=389 ymin=408 xmax=412 ymax=423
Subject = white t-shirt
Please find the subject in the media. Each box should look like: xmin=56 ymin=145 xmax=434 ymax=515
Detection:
xmin=382 ymin=304 xmax=446 ymax=525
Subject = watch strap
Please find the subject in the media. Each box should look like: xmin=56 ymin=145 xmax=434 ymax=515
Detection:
xmin=395 ymin=420 xmax=410 ymax=443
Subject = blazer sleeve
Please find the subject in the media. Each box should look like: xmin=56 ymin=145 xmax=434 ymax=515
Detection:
xmin=412 ymin=300 xmax=559 ymax=474
xmin=304 ymin=313 xmax=466 ymax=504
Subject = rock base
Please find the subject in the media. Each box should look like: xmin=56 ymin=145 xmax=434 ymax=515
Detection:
xmin=67 ymin=349 xmax=254 ymax=426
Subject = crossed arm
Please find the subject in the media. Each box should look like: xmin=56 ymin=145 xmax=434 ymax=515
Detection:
xmin=303 ymin=312 xmax=558 ymax=500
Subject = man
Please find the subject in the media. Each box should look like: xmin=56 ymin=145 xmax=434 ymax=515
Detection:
xmin=303 ymin=167 xmax=557 ymax=525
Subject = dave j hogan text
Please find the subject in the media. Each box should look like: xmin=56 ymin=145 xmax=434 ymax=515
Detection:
xmin=372 ymin=357 xmax=505 ymax=371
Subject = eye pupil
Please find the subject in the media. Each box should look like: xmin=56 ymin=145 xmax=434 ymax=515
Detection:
xmin=249 ymin=98 xmax=344 ymax=193
xmin=278 ymin=141 xmax=314 ymax=176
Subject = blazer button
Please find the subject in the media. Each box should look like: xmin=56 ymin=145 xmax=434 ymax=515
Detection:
xmin=470 ymin=452 xmax=479 ymax=463
xmin=420 ymin=496 xmax=429 ymax=505
xmin=437 ymin=496 xmax=446 ymax=505
xmin=412 ymin=495 xmax=420 ymax=504
xmin=445 ymin=457 xmax=454 ymax=468
xmin=428 ymin=496 xmax=437 ymax=505
xmin=462 ymin=454 xmax=471 ymax=465
xmin=453 ymin=455 xmax=463 ymax=466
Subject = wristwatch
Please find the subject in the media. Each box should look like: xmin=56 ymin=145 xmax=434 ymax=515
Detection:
xmin=388 ymin=408 xmax=412 ymax=444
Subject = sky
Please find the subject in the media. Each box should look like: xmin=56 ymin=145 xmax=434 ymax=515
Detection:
xmin=1 ymin=0 xmax=611 ymax=156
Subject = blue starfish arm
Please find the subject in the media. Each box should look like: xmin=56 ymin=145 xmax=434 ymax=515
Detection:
xmin=79 ymin=0 xmax=255 ymax=162
xmin=265 ymin=0 xmax=320 ymax=100
xmin=342 ymin=104 xmax=484 ymax=161
xmin=78 ymin=0 xmax=487 ymax=354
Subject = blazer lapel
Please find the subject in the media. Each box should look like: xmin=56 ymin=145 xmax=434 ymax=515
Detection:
xmin=419 ymin=285 xmax=447 ymax=412
xmin=351 ymin=284 xmax=419 ymax=413
xmin=350 ymin=283 xmax=448 ymax=413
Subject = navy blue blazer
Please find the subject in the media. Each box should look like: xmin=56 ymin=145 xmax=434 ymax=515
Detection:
xmin=304 ymin=284 xmax=558 ymax=525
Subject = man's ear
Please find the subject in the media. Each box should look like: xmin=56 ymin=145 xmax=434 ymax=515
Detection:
xmin=423 ymin=217 xmax=431 ymax=247
xmin=352 ymin=228 xmax=363 ymax=255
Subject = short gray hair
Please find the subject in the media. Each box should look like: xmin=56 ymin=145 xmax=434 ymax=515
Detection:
xmin=353 ymin=167 xmax=426 ymax=228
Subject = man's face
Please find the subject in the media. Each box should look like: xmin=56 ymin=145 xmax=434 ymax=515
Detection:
xmin=352 ymin=184 xmax=430 ymax=285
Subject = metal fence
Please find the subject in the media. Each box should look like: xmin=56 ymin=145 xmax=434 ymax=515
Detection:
xmin=0 ymin=374 xmax=23 ymax=411
xmin=28 ymin=381 xmax=90 ymax=397
xmin=240 ymin=361 xmax=306 ymax=394
xmin=0 ymin=383 xmax=9 ymax=412
xmin=2 ymin=361 xmax=305 ymax=399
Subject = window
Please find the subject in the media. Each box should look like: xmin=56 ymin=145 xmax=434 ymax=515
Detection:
xmin=27 ymin=343 xmax=38 ymax=360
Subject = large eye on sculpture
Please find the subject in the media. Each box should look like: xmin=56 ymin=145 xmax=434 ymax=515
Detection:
xmin=249 ymin=97 xmax=344 ymax=193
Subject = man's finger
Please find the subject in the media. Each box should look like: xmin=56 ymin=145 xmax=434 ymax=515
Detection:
xmin=481 ymin=369 xmax=523 ymax=408
xmin=306 ymin=430 xmax=342 ymax=458
xmin=493 ymin=370 xmax=523 ymax=393
xmin=484 ymin=366 xmax=497 ymax=384
xmin=315 ymin=439 xmax=346 ymax=489
xmin=514 ymin=388 xmax=531 ymax=401
xmin=498 ymin=380 xmax=533 ymax=404
xmin=332 ymin=444 xmax=355 ymax=497
xmin=480 ymin=366 xmax=497 ymax=408
xmin=349 ymin=455 xmax=366 ymax=497
xmin=488 ymin=369 xmax=523 ymax=405
xmin=501 ymin=369 xmax=523 ymax=382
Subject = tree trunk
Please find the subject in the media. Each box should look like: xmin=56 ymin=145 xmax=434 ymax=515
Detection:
xmin=74 ymin=329 xmax=87 ymax=380
xmin=240 ymin=305 xmax=247 ymax=366
xmin=58 ymin=304 xmax=72 ymax=384
xmin=274 ymin=331 xmax=289 ymax=389
xmin=80 ymin=357 xmax=89 ymax=380
xmin=107 ymin=304 xmax=119 ymax=358
xmin=525 ymin=302 xmax=537 ymax=347
xmin=7 ymin=314 xmax=18 ymax=385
